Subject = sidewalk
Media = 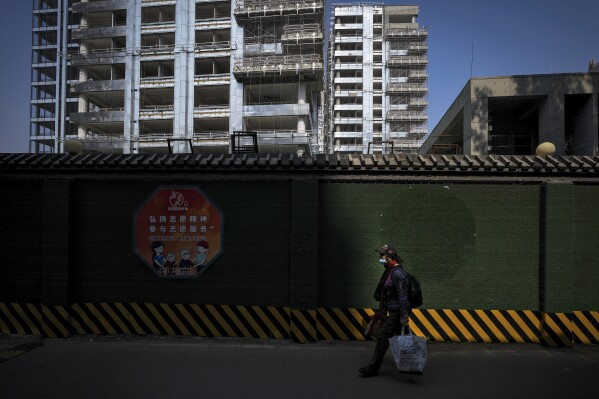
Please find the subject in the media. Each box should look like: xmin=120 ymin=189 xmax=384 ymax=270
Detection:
xmin=1 ymin=334 xmax=598 ymax=399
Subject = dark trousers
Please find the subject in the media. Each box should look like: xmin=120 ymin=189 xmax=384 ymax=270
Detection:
xmin=369 ymin=310 xmax=406 ymax=371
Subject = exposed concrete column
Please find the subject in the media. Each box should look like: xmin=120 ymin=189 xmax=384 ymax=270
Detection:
xmin=229 ymin=10 xmax=244 ymax=137
xmin=570 ymin=94 xmax=598 ymax=155
xmin=298 ymin=82 xmax=307 ymax=104
xmin=539 ymin=93 xmax=565 ymax=155
xmin=77 ymin=94 xmax=88 ymax=138
xmin=463 ymin=95 xmax=488 ymax=155
xmin=173 ymin=0 xmax=196 ymax=153
xmin=362 ymin=7 xmax=374 ymax=154
xmin=77 ymin=67 xmax=88 ymax=139
xmin=124 ymin=0 xmax=141 ymax=154
xmin=297 ymin=118 xmax=306 ymax=133
xmin=381 ymin=15 xmax=388 ymax=143
xmin=298 ymin=78 xmax=308 ymax=133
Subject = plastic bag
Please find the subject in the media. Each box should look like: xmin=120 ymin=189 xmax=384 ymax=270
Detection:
xmin=389 ymin=326 xmax=427 ymax=375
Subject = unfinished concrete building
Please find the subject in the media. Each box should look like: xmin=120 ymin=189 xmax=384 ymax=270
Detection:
xmin=232 ymin=0 xmax=324 ymax=154
xmin=30 ymin=0 xmax=323 ymax=154
xmin=419 ymin=74 xmax=599 ymax=156
xmin=326 ymin=3 xmax=428 ymax=154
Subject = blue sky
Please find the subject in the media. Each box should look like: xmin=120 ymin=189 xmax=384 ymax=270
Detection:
xmin=0 ymin=0 xmax=597 ymax=153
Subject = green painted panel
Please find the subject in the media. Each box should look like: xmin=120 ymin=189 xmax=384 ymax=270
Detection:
xmin=545 ymin=184 xmax=574 ymax=313
xmin=71 ymin=181 xmax=291 ymax=306
xmin=319 ymin=183 xmax=539 ymax=310
xmin=572 ymin=185 xmax=599 ymax=311
xmin=0 ymin=180 xmax=44 ymax=302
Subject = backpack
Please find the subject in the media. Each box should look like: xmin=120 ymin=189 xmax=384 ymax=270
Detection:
xmin=406 ymin=271 xmax=423 ymax=308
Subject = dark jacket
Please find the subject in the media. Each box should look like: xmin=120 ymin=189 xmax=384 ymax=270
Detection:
xmin=374 ymin=265 xmax=411 ymax=325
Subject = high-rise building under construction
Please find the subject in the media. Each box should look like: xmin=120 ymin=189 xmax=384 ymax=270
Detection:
xmin=326 ymin=3 xmax=428 ymax=154
xmin=30 ymin=0 xmax=323 ymax=154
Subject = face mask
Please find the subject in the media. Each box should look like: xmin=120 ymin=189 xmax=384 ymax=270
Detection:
xmin=379 ymin=258 xmax=388 ymax=265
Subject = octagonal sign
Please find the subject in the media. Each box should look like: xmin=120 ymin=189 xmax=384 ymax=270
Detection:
xmin=134 ymin=186 xmax=224 ymax=278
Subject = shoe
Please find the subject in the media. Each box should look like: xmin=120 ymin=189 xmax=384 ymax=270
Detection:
xmin=359 ymin=366 xmax=378 ymax=378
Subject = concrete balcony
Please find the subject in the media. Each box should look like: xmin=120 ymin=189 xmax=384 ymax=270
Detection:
xmin=141 ymin=0 xmax=177 ymax=5
xmin=142 ymin=22 xmax=176 ymax=34
xmin=333 ymin=23 xmax=363 ymax=30
xmin=70 ymin=79 xmax=126 ymax=93
xmin=195 ymin=18 xmax=231 ymax=31
xmin=194 ymin=42 xmax=231 ymax=58
xmin=409 ymin=70 xmax=428 ymax=81
xmin=386 ymin=83 xmax=428 ymax=94
xmin=233 ymin=54 xmax=323 ymax=78
xmin=409 ymin=99 xmax=428 ymax=109
xmin=334 ymin=104 xmax=362 ymax=111
xmin=387 ymin=131 xmax=408 ymax=139
xmin=72 ymin=25 xmax=126 ymax=40
xmin=385 ymin=28 xmax=428 ymax=40
xmin=281 ymin=23 xmax=322 ymax=44
xmin=140 ymin=44 xmax=175 ymax=55
xmin=32 ymin=62 xmax=57 ymax=68
xmin=334 ymin=50 xmax=362 ymax=57
xmin=31 ymin=98 xmax=56 ymax=105
xmin=409 ymin=127 xmax=428 ymax=135
xmin=194 ymin=106 xmax=230 ymax=118
xmin=387 ymin=56 xmax=428 ymax=67
xmin=30 ymin=117 xmax=56 ymax=123
xmin=234 ymin=0 xmax=324 ymax=19
xmin=194 ymin=74 xmax=230 ymax=86
xmin=333 ymin=117 xmax=363 ymax=125
xmin=281 ymin=31 xmax=323 ymax=44
xmin=333 ymin=63 xmax=363 ymax=70
xmin=334 ymin=7 xmax=367 ymax=16
xmin=243 ymin=103 xmax=310 ymax=117
xmin=386 ymin=111 xmax=428 ymax=122
xmin=73 ymin=0 xmax=127 ymax=13
xmin=69 ymin=49 xmax=128 ymax=66
xmin=333 ymin=131 xmax=363 ymax=139
xmin=139 ymin=106 xmax=175 ymax=119
xmin=69 ymin=109 xmax=125 ymax=123
xmin=333 ymin=144 xmax=363 ymax=152
xmin=140 ymin=77 xmax=175 ymax=88
xmin=408 ymin=43 xmax=428 ymax=53
xmin=333 ymin=35 xmax=362 ymax=43
xmin=333 ymin=90 xmax=363 ymax=97
xmin=222 ymin=131 xmax=315 ymax=154
xmin=333 ymin=78 xmax=362 ymax=87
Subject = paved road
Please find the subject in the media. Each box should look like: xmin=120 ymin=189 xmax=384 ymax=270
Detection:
xmin=1 ymin=335 xmax=598 ymax=399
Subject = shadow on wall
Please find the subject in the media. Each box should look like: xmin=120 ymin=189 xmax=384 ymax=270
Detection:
xmin=318 ymin=184 xmax=476 ymax=308
xmin=382 ymin=185 xmax=476 ymax=283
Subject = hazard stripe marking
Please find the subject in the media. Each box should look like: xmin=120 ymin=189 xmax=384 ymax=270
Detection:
xmin=12 ymin=304 xmax=40 ymax=335
xmin=0 ymin=303 xmax=595 ymax=346
xmin=572 ymin=311 xmax=599 ymax=344
xmin=0 ymin=303 xmax=26 ymax=335
xmin=507 ymin=310 xmax=539 ymax=343
xmin=443 ymin=309 xmax=477 ymax=343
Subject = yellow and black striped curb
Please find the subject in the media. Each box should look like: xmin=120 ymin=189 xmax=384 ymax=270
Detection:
xmin=1 ymin=303 xmax=597 ymax=346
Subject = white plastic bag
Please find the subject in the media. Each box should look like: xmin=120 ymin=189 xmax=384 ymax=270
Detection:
xmin=389 ymin=326 xmax=427 ymax=375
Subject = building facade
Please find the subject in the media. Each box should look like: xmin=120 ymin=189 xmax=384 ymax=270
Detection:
xmin=30 ymin=0 xmax=323 ymax=155
xmin=326 ymin=3 xmax=428 ymax=154
xmin=419 ymin=74 xmax=599 ymax=156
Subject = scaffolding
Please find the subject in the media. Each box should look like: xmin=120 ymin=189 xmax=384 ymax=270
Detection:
xmin=234 ymin=0 xmax=324 ymax=18
xmin=232 ymin=0 xmax=324 ymax=155
xmin=234 ymin=8 xmax=324 ymax=78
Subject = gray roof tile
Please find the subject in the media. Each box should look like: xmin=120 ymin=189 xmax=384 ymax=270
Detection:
xmin=0 ymin=153 xmax=598 ymax=176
